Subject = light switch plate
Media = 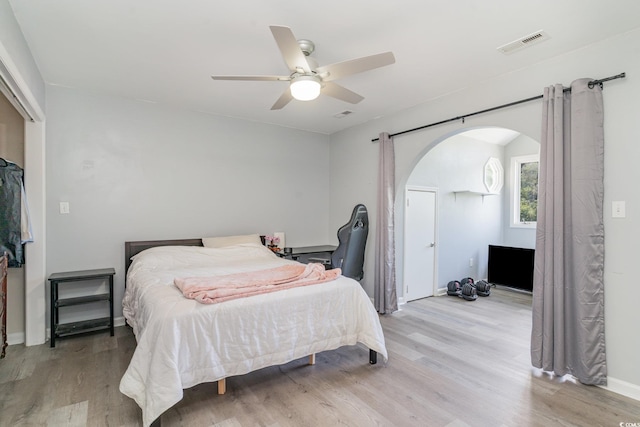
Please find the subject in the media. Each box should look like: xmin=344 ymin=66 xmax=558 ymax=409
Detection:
xmin=612 ymin=201 xmax=625 ymax=218
xmin=59 ymin=201 xmax=70 ymax=214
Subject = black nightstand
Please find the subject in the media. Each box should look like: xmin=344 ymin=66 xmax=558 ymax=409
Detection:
xmin=49 ymin=268 xmax=115 ymax=347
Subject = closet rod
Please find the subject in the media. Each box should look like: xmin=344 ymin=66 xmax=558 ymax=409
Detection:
xmin=0 ymin=73 xmax=35 ymax=123
xmin=371 ymin=72 xmax=626 ymax=142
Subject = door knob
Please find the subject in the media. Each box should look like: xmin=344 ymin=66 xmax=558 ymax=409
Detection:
xmin=428 ymin=242 xmax=435 ymax=247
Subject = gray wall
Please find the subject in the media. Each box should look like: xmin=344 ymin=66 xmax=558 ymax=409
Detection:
xmin=405 ymin=133 xmax=504 ymax=291
xmin=0 ymin=0 xmax=45 ymax=111
xmin=45 ymin=86 xmax=332 ymax=321
xmin=329 ymin=28 xmax=640 ymax=394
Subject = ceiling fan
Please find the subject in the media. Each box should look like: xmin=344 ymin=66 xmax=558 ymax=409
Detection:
xmin=211 ymin=25 xmax=395 ymax=110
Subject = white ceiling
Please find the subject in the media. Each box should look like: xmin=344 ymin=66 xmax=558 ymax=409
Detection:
xmin=8 ymin=0 xmax=640 ymax=135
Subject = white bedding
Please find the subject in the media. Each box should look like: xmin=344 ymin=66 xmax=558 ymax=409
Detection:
xmin=119 ymin=243 xmax=387 ymax=427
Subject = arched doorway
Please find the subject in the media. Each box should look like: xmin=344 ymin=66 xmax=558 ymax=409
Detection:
xmin=400 ymin=127 xmax=539 ymax=302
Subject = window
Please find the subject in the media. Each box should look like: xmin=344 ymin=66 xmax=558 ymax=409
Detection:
xmin=511 ymin=154 xmax=539 ymax=228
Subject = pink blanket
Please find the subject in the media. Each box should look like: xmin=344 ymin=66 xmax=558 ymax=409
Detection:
xmin=174 ymin=263 xmax=341 ymax=304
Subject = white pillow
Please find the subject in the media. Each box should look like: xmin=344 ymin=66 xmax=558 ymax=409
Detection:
xmin=202 ymin=234 xmax=262 ymax=248
xmin=130 ymin=245 xmax=209 ymax=270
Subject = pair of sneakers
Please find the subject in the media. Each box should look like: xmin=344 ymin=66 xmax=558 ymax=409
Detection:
xmin=446 ymin=277 xmax=491 ymax=301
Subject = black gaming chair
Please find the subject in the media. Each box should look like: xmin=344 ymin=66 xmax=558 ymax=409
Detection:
xmin=327 ymin=204 xmax=369 ymax=280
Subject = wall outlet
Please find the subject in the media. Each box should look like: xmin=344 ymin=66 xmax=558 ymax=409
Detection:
xmin=469 ymin=258 xmax=474 ymax=267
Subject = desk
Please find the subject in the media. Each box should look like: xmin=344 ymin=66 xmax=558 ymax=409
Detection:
xmin=285 ymin=245 xmax=337 ymax=265
xmin=288 ymin=245 xmax=337 ymax=257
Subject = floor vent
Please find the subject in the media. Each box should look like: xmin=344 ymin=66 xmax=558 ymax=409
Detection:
xmin=497 ymin=30 xmax=550 ymax=55
xmin=333 ymin=110 xmax=353 ymax=119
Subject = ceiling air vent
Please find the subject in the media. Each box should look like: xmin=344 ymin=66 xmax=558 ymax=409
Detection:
xmin=497 ymin=30 xmax=550 ymax=55
xmin=333 ymin=110 xmax=353 ymax=119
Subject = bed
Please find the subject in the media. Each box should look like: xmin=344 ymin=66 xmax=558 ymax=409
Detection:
xmin=118 ymin=237 xmax=388 ymax=427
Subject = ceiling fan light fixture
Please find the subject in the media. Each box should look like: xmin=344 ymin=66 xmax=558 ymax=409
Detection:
xmin=290 ymin=75 xmax=321 ymax=101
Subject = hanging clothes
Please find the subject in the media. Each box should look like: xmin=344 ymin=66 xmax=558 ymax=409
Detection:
xmin=0 ymin=158 xmax=29 ymax=267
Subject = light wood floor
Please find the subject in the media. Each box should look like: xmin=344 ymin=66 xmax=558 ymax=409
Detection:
xmin=1 ymin=287 xmax=638 ymax=426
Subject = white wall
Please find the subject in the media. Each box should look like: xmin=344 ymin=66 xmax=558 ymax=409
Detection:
xmin=405 ymin=133 xmax=504 ymax=290
xmin=329 ymin=28 xmax=640 ymax=396
xmin=45 ymin=85 xmax=332 ymax=321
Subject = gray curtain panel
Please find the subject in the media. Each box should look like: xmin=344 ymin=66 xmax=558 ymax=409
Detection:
xmin=531 ymin=78 xmax=606 ymax=385
xmin=374 ymin=132 xmax=398 ymax=314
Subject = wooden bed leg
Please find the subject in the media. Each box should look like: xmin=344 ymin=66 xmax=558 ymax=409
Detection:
xmin=369 ymin=349 xmax=377 ymax=365
xmin=308 ymin=353 xmax=316 ymax=365
xmin=217 ymin=378 xmax=226 ymax=395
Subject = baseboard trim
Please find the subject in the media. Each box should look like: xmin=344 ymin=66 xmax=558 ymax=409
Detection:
xmin=7 ymin=331 xmax=25 ymax=345
xmin=601 ymin=377 xmax=640 ymax=401
xmin=8 ymin=317 xmax=128 ymax=347
xmin=399 ymin=289 xmax=446 ymax=304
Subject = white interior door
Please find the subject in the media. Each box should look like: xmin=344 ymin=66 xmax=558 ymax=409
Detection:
xmin=404 ymin=187 xmax=437 ymax=301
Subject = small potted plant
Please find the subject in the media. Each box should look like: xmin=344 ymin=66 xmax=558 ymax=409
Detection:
xmin=264 ymin=235 xmax=280 ymax=252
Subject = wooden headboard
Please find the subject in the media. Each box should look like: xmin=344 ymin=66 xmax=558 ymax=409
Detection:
xmin=124 ymin=239 xmax=203 ymax=285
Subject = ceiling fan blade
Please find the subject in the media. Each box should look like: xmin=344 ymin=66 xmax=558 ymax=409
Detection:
xmin=316 ymin=52 xmax=395 ymax=81
xmin=211 ymin=75 xmax=290 ymax=81
xmin=271 ymin=88 xmax=293 ymax=110
xmin=322 ymin=81 xmax=364 ymax=104
xmin=269 ymin=25 xmax=311 ymax=74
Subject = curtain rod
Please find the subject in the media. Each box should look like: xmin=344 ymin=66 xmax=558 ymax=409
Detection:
xmin=0 ymin=73 xmax=35 ymax=123
xmin=371 ymin=72 xmax=626 ymax=142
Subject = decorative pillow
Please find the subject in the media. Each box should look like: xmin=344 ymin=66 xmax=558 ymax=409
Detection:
xmin=202 ymin=234 xmax=262 ymax=248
